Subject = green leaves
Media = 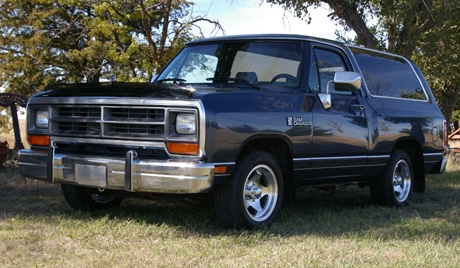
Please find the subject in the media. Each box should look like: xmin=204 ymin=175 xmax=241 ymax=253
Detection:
xmin=0 ymin=0 xmax=222 ymax=96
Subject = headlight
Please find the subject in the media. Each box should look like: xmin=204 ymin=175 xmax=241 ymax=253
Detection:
xmin=176 ymin=113 xmax=196 ymax=135
xmin=35 ymin=110 xmax=49 ymax=129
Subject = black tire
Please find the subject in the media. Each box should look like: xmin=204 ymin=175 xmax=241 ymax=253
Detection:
xmin=61 ymin=184 xmax=123 ymax=211
xmin=370 ymin=149 xmax=414 ymax=207
xmin=214 ymin=150 xmax=284 ymax=229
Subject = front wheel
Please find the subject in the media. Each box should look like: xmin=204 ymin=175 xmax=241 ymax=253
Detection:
xmin=61 ymin=184 xmax=123 ymax=211
xmin=370 ymin=149 xmax=414 ymax=206
xmin=214 ymin=150 xmax=284 ymax=229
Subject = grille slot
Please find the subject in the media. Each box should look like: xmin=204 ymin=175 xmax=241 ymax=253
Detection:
xmin=59 ymin=107 xmax=100 ymax=118
xmin=106 ymin=123 xmax=164 ymax=138
xmin=108 ymin=108 xmax=164 ymax=122
xmin=58 ymin=122 xmax=101 ymax=135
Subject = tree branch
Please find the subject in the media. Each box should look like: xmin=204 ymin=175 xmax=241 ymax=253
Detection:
xmin=324 ymin=0 xmax=379 ymax=49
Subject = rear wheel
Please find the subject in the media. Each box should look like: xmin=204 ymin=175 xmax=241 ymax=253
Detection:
xmin=61 ymin=184 xmax=123 ymax=211
xmin=370 ymin=149 xmax=413 ymax=206
xmin=214 ymin=150 xmax=284 ymax=228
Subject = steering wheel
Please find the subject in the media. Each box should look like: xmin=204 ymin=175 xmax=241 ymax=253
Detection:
xmin=271 ymin=74 xmax=297 ymax=83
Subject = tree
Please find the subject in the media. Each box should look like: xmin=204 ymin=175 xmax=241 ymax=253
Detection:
xmin=0 ymin=1 xmax=84 ymax=96
xmin=266 ymin=0 xmax=460 ymax=123
xmin=0 ymin=0 xmax=222 ymax=97
xmin=91 ymin=0 xmax=222 ymax=82
xmin=412 ymin=21 xmax=460 ymax=126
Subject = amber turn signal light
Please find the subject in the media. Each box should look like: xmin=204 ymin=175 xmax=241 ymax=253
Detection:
xmin=215 ymin=166 xmax=227 ymax=173
xmin=167 ymin=142 xmax=199 ymax=155
xmin=28 ymin=135 xmax=50 ymax=146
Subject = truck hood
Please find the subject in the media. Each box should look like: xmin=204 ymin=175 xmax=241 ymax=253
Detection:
xmin=35 ymin=82 xmax=197 ymax=99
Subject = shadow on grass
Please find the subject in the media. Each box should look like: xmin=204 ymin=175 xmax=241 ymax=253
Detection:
xmin=2 ymin=167 xmax=460 ymax=240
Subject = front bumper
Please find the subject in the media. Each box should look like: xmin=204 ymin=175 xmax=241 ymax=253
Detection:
xmin=18 ymin=148 xmax=215 ymax=194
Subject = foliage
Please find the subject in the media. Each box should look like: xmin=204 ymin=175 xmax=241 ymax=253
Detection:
xmin=412 ymin=14 xmax=460 ymax=125
xmin=0 ymin=0 xmax=222 ymax=98
xmin=453 ymin=100 xmax=460 ymax=127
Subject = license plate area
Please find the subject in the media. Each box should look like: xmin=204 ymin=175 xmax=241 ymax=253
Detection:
xmin=76 ymin=164 xmax=107 ymax=187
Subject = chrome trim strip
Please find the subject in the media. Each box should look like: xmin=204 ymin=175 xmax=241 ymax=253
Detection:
xmin=310 ymin=156 xmax=367 ymax=161
xmin=295 ymin=165 xmax=366 ymax=171
xmin=294 ymin=163 xmax=387 ymax=171
xmin=213 ymin=162 xmax=236 ymax=166
xmin=293 ymin=158 xmax=312 ymax=162
xmin=423 ymin=152 xmax=444 ymax=163
xmin=29 ymin=97 xmax=203 ymax=107
xmin=215 ymin=174 xmax=231 ymax=177
xmin=293 ymin=155 xmax=389 ymax=162
xmin=17 ymin=162 xmax=46 ymax=167
xmin=51 ymin=136 xmax=166 ymax=149
xmin=198 ymin=100 xmax=206 ymax=159
xmin=293 ymin=155 xmax=390 ymax=171
xmin=135 ymin=172 xmax=208 ymax=180
xmin=368 ymin=155 xmax=390 ymax=159
xmin=423 ymin=153 xmax=444 ymax=157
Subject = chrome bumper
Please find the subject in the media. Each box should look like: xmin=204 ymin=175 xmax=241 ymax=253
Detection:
xmin=18 ymin=149 xmax=215 ymax=194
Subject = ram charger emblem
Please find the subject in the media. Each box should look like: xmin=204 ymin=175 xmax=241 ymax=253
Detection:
xmin=286 ymin=116 xmax=311 ymax=127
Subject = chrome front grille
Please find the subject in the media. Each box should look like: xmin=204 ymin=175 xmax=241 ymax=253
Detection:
xmin=50 ymin=106 xmax=166 ymax=140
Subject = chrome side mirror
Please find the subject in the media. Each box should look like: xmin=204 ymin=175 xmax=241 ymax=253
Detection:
xmin=319 ymin=71 xmax=361 ymax=110
xmin=334 ymin=71 xmax=361 ymax=92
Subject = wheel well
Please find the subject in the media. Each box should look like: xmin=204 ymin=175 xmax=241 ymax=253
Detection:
xmin=393 ymin=140 xmax=425 ymax=193
xmin=237 ymin=138 xmax=295 ymax=203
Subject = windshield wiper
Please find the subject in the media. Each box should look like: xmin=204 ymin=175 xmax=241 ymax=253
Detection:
xmin=206 ymin=77 xmax=260 ymax=89
xmin=155 ymin=78 xmax=186 ymax=84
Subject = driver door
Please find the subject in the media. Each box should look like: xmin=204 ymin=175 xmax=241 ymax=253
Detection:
xmin=306 ymin=44 xmax=369 ymax=183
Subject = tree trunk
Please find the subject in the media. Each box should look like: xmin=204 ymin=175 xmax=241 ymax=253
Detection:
xmin=159 ymin=0 xmax=172 ymax=67
xmin=439 ymin=86 xmax=460 ymax=125
xmin=388 ymin=24 xmax=396 ymax=51
xmin=324 ymin=0 xmax=379 ymax=49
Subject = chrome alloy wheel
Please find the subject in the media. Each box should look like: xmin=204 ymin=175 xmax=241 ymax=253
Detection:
xmin=392 ymin=159 xmax=412 ymax=202
xmin=243 ymin=164 xmax=278 ymax=222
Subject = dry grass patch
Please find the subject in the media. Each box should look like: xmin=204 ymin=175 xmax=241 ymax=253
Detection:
xmin=1 ymin=166 xmax=460 ymax=267
xmin=0 ymin=119 xmax=27 ymax=149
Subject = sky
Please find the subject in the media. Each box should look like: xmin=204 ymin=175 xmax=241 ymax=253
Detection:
xmin=189 ymin=0 xmax=354 ymax=41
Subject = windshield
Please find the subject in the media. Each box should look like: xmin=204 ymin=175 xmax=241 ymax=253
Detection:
xmin=156 ymin=41 xmax=304 ymax=88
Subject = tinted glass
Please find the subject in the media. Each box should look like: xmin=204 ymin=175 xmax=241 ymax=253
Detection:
xmin=352 ymin=48 xmax=426 ymax=100
xmin=157 ymin=42 xmax=303 ymax=87
xmin=310 ymin=48 xmax=350 ymax=95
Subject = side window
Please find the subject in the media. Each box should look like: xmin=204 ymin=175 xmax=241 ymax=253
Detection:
xmin=309 ymin=48 xmax=350 ymax=95
xmin=352 ymin=49 xmax=426 ymax=100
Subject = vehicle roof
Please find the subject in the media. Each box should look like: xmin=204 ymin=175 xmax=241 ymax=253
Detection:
xmin=186 ymin=34 xmax=406 ymax=60
xmin=187 ymin=34 xmax=346 ymax=48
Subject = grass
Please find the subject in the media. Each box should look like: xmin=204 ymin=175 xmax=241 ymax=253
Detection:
xmin=1 ymin=164 xmax=459 ymax=267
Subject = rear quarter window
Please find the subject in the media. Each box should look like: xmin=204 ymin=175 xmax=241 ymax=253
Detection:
xmin=351 ymin=48 xmax=426 ymax=100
